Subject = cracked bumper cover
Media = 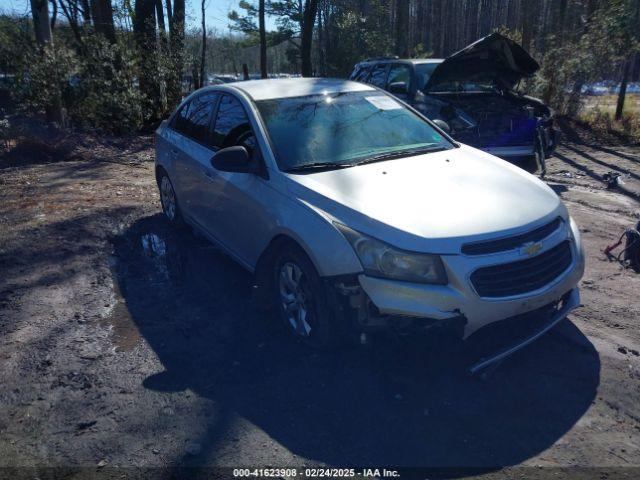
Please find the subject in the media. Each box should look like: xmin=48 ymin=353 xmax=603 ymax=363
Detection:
xmin=357 ymin=240 xmax=584 ymax=339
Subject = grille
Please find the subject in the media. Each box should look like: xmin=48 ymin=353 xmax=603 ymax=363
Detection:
xmin=462 ymin=218 xmax=562 ymax=255
xmin=470 ymin=240 xmax=573 ymax=298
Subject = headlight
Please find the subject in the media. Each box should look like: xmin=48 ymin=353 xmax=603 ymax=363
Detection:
xmin=335 ymin=223 xmax=448 ymax=284
xmin=569 ymin=216 xmax=583 ymax=253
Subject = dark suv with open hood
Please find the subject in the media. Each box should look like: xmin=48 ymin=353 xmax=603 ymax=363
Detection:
xmin=350 ymin=33 xmax=557 ymax=175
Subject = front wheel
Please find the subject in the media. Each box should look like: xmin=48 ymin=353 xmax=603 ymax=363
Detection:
xmin=273 ymin=247 xmax=341 ymax=349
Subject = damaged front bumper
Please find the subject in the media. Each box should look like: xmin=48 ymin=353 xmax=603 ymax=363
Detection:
xmin=467 ymin=287 xmax=580 ymax=373
xmin=328 ymin=229 xmax=584 ymax=372
xmin=479 ymin=124 xmax=558 ymax=173
xmin=333 ymin=278 xmax=581 ymax=373
xmin=353 ymin=219 xmax=584 ymax=337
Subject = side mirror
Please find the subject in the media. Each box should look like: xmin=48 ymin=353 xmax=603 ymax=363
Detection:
xmin=210 ymin=146 xmax=260 ymax=174
xmin=388 ymin=82 xmax=409 ymax=95
xmin=432 ymin=119 xmax=451 ymax=134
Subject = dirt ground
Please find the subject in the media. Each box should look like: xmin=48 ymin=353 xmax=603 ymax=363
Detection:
xmin=1 ymin=126 xmax=640 ymax=479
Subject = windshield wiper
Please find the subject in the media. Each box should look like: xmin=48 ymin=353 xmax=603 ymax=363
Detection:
xmin=352 ymin=145 xmax=449 ymax=166
xmin=283 ymin=146 xmax=449 ymax=173
xmin=284 ymin=162 xmax=354 ymax=173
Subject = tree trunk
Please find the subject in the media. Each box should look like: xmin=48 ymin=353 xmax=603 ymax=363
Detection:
xmin=134 ymin=0 xmax=161 ymax=118
xmin=615 ymin=58 xmax=631 ymax=121
xmin=200 ymin=0 xmax=206 ymax=87
xmin=521 ymin=0 xmax=534 ymax=51
xmin=92 ymin=0 xmax=116 ymax=43
xmin=395 ymin=0 xmax=409 ymax=57
xmin=31 ymin=0 xmax=53 ymax=44
xmin=30 ymin=0 xmax=64 ymax=125
xmin=300 ymin=0 xmax=319 ymax=77
xmin=165 ymin=0 xmax=173 ymax=30
xmin=167 ymin=0 xmax=185 ymax=108
xmin=156 ymin=0 xmax=166 ymax=33
xmin=556 ymin=0 xmax=568 ymax=42
xmin=80 ymin=0 xmax=92 ymax=24
xmin=317 ymin=1 xmax=327 ymax=76
xmin=50 ymin=0 xmax=57 ymax=31
xmin=259 ymin=0 xmax=267 ymax=78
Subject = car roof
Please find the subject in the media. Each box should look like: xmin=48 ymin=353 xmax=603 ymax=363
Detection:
xmin=410 ymin=59 xmax=444 ymax=64
xmin=222 ymin=78 xmax=375 ymax=101
xmin=356 ymin=58 xmax=444 ymax=66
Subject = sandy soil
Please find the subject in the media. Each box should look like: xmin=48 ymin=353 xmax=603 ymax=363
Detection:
xmin=0 ymin=131 xmax=639 ymax=479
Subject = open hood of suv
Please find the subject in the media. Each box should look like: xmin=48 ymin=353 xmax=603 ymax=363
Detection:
xmin=424 ymin=33 xmax=539 ymax=92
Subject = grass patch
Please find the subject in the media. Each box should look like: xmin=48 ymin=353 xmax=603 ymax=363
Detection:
xmin=578 ymin=98 xmax=640 ymax=144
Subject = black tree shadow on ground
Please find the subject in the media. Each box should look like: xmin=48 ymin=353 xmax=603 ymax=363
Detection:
xmin=554 ymin=151 xmax=640 ymax=202
xmin=562 ymin=144 xmax=640 ymax=183
xmin=589 ymin=145 xmax=640 ymax=165
xmin=110 ymin=214 xmax=600 ymax=474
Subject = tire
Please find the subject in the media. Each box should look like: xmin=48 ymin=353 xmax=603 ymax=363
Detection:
xmin=158 ymin=171 xmax=186 ymax=228
xmin=272 ymin=245 xmax=341 ymax=349
xmin=535 ymin=132 xmax=547 ymax=178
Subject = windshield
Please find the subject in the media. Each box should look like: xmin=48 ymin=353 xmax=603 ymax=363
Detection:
xmin=429 ymin=78 xmax=499 ymax=93
xmin=256 ymin=91 xmax=453 ymax=171
xmin=417 ymin=62 xmax=501 ymax=93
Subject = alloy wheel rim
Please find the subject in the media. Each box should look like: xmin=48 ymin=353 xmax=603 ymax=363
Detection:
xmin=160 ymin=176 xmax=176 ymax=220
xmin=278 ymin=261 xmax=312 ymax=337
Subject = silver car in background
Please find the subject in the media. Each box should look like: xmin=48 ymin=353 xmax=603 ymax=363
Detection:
xmin=155 ymin=78 xmax=585 ymax=372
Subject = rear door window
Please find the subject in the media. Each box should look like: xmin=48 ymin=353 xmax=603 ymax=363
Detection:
xmin=367 ymin=64 xmax=389 ymax=88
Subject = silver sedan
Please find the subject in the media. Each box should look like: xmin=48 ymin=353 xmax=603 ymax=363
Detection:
xmin=155 ymin=78 xmax=584 ymax=372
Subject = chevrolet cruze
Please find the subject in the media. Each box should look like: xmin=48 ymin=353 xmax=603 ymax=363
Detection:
xmin=155 ymin=78 xmax=584 ymax=372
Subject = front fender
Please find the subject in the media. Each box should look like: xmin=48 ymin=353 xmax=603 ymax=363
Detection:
xmin=271 ymin=199 xmax=363 ymax=277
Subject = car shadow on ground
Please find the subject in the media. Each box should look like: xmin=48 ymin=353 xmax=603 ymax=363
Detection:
xmin=110 ymin=214 xmax=600 ymax=472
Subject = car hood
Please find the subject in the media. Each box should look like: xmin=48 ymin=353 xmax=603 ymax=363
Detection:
xmin=284 ymin=145 xmax=564 ymax=254
xmin=424 ymin=33 xmax=540 ymax=92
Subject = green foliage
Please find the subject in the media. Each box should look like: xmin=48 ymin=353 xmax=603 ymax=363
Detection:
xmin=0 ymin=15 xmax=32 ymax=75
xmin=229 ymin=1 xmax=259 ymax=37
xmin=410 ymin=44 xmax=433 ymax=59
xmin=580 ymin=107 xmax=640 ymax=143
xmin=16 ymin=43 xmax=79 ymax=117
xmin=228 ymin=0 xmax=300 ymax=70
xmin=524 ymin=0 xmax=640 ymax=115
xmin=16 ymin=36 xmax=144 ymax=133
xmin=0 ymin=117 xmax=11 ymax=149
xmin=71 ymin=37 xmax=144 ymax=133
xmin=493 ymin=26 xmax=522 ymax=45
xmin=326 ymin=1 xmax=394 ymax=76
xmin=268 ymin=1 xmax=303 ymax=35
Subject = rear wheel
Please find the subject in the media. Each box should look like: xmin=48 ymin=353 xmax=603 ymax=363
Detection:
xmin=272 ymin=246 xmax=340 ymax=349
xmin=158 ymin=172 xmax=185 ymax=228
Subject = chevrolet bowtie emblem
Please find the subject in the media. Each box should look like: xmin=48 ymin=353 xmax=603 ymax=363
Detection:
xmin=521 ymin=241 xmax=543 ymax=257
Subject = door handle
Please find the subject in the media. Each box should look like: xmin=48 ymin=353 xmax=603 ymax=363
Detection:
xmin=170 ymin=149 xmax=179 ymax=158
xmin=202 ymin=169 xmax=213 ymax=179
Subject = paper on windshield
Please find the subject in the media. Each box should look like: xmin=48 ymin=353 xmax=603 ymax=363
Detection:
xmin=365 ymin=96 xmax=402 ymax=110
